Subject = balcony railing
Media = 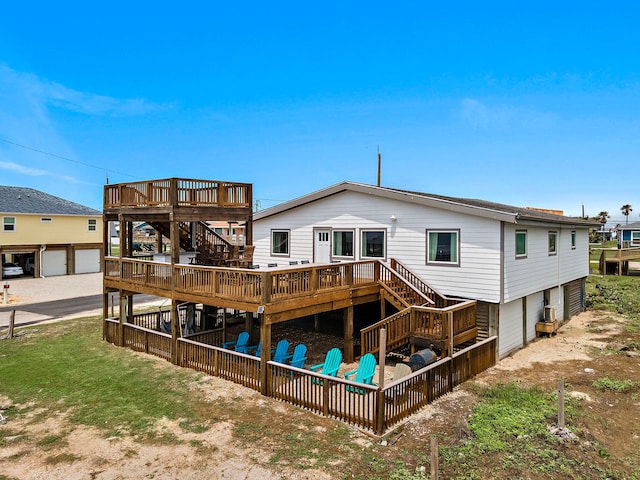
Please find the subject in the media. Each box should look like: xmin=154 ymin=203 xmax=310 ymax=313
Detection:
xmin=104 ymin=178 xmax=252 ymax=210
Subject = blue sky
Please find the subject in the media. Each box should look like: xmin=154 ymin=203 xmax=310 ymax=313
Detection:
xmin=1 ymin=2 xmax=639 ymax=224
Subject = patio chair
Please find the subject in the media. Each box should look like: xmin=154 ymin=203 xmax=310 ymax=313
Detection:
xmin=344 ymin=353 xmax=377 ymax=393
xmin=246 ymin=340 xmax=262 ymax=357
xmin=272 ymin=339 xmax=291 ymax=363
xmin=385 ymin=363 xmax=412 ymax=404
xmin=221 ymin=331 xmax=250 ymax=354
xmin=310 ymin=347 xmax=342 ymax=384
xmin=281 ymin=344 xmax=307 ymax=369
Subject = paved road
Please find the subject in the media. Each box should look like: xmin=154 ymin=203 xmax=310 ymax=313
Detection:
xmin=0 ymin=273 xmax=164 ymax=328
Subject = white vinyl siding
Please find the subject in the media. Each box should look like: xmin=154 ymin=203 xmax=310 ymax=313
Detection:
xmin=254 ymin=190 xmax=502 ymax=302
xmin=504 ymin=224 xmax=590 ymax=303
xmin=499 ymin=299 xmax=524 ymax=358
xmin=526 ymin=292 xmax=544 ymax=343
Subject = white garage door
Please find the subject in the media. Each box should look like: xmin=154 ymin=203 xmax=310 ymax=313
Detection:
xmin=42 ymin=250 xmax=67 ymax=277
xmin=75 ymin=249 xmax=101 ymax=274
xmin=499 ymin=299 xmax=524 ymax=358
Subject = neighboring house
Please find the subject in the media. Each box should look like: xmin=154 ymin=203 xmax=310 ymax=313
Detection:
xmin=0 ymin=186 xmax=103 ymax=277
xmin=618 ymin=221 xmax=640 ymax=249
xmin=253 ymin=181 xmax=597 ymax=358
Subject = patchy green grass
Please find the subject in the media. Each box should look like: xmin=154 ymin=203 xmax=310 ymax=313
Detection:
xmin=592 ymin=377 xmax=640 ymax=392
xmin=0 ymin=317 xmax=202 ymax=439
xmin=586 ymin=275 xmax=640 ymax=331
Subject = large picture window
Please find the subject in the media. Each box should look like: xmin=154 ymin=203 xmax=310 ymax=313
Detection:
xmin=361 ymin=230 xmax=385 ymax=258
xmin=427 ymin=230 xmax=459 ymax=265
xmin=548 ymin=231 xmax=558 ymax=255
xmin=516 ymin=230 xmax=527 ymax=258
xmin=333 ymin=230 xmax=354 ymax=258
xmin=2 ymin=217 xmax=15 ymax=232
xmin=632 ymin=231 xmax=640 ymax=246
xmin=271 ymin=230 xmax=290 ymax=256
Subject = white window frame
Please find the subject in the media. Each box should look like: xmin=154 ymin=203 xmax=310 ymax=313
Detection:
xmin=88 ymin=218 xmax=98 ymax=232
xmin=548 ymin=231 xmax=558 ymax=255
xmin=271 ymin=229 xmax=290 ymax=257
xmin=515 ymin=230 xmax=527 ymax=259
xmin=632 ymin=231 xmax=640 ymax=246
xmin=332 ymin=229 xmax=355 ymax=259
xmin=3 ymin=216 xmax=16 ymax=232
xmin=426 ymin=229 xmax=460 ymax=266
xmin=571 ymin=231 xmax=576 ymax=250
xmin=360 ymin=229 xmax=386 ymax=259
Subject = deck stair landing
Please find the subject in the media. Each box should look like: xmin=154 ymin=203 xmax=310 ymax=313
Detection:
xmin=363 ymin=259 xmax=478 ymax=357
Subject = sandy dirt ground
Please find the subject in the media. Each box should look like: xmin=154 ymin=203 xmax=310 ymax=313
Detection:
xmin=1 ymin=309 xmax=637 ymax=479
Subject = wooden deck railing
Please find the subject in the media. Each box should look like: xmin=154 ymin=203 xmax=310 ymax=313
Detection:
xmin=105 ymin=257 xmax=380 ymax=307
xmin=599 ymin=248 xmax=640 ymax=275
xmin=104 ymin=178 xmax=252 ymax=210
xmin=379 ymin=262 xmax=433 ymax=307
xmin=389 ymin=259 xmax=450 ymax=307
xmin=360 ymin=300 xmax=477 ymax=356
xmin=104 ymin=316 xmax=496 ymax=434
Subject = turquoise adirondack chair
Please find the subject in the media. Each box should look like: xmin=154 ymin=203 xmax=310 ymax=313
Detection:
xmin=344 ymin=353 xmax=377 ymax=393
xmin=272 ymin=339 xmax=291 ymax=363
xmin=284 ymin=344 xmax=307 ymax=369
xmin=310 ymin=347 xmax=342 ymax=384
xmin=246 ymin=340 xmax=262 ymax=357
xmin=221 ymin=331 xmax=250 ymax=354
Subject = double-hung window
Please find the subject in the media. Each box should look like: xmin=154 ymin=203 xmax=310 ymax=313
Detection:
xmin=271 ymin=230 xmax=290 ymax=256
xmin=571 ymin=231 xmax=576 ymax=250
xmin=516 ymin=230 xmax=527 ymax=258
xmin=361 ymin=230 xmax=385 ymax=259
xmin=632 ymin=231 xmax=640 ymax=247
xmin=2 ymin=217 xmax=16 ymax=232
xmin=427 ymin=230 xmax=459 ymax=265
xmin=88 ymin=219 xmax=97 ymax=232
xmin=333 ymin=230 xmax=354 ymax=258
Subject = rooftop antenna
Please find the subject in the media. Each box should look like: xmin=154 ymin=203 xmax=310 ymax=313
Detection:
xmin=377 ymin=146 xmax=381 ymax=187
xmin=106 ymin=173 xmax=109 ymax=185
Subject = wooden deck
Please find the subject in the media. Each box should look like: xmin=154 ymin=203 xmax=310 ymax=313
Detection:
xmin=104 ymin=317 xmax=496 ymax=435
xmin=599 ymin=248 xmax=640 ymax=275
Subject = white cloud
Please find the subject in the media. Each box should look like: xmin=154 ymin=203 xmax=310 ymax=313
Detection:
xmin=0 ymin=63 xmax=170 ymax=116
xmin=458 ymin=98 xmax=557 ymax=130
xmin=0 ymin=160 xmax=88 ymax=184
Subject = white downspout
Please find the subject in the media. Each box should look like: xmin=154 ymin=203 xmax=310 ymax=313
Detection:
xmin=39 ymin=245 xmax=46 ymax=278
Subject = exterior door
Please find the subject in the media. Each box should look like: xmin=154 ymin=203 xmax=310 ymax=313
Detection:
xmin=313 ymin=229 xmax=331 ymax=264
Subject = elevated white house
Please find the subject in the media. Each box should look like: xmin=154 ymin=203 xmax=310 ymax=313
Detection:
xmin=253 ymin=181 xmax=596 ymax=358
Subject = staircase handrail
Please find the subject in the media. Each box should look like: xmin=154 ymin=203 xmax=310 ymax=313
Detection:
xmin=389 ymin=258 xmax=449 ymax=307
xmin=378 ymin=262 xmax=435 ymax=307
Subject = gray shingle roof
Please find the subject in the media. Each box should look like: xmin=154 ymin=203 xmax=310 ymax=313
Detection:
xmin=0 ymin=186 xmax=101 ymax=216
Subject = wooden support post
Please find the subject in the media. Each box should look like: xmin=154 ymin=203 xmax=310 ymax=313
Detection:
xmin=344 ymin=307 xmax=354 ymax=363
xmin=448 ymin=311 xmax=454 ymax=358
xmin=378 ymin=328 xmax=387 ymax=388
xmin=127 ymin=295 xmax=134 ymax=324
xmin=430 ymin=437 xmax=438 ymax=480
xmin=245 ymin=311 xmax=254 ymax=341
xmin=558 ymin=379 xmax=565 ymax=429
xmin=102 ymin=292 xmax=109 ymax=340
xmin=380 ymin=292 xmax=386 ymax=321
xmin=3 ymin=310 xmax=15 ymax=339
xmin=259 ymin=315 xmax=271 ymax=395
xmin=171 ymin=299 xmax=180 ymax=365
xmin=313 ymin=314 xmax=320 ymax=332
xmin=118 ymin=291 xmax=126 ymax=347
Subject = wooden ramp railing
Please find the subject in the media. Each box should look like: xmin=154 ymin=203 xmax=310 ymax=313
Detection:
xmin=599 ymin=248 xmax=640 ymax=275
xmin=378 ymin=262 xmax=434 ymax=308
xmin=361 ymin=300 xmax=477 ymax=357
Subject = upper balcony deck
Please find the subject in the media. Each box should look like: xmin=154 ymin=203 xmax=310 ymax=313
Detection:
xmin=103 ymin=178 xmax=253 ymax=220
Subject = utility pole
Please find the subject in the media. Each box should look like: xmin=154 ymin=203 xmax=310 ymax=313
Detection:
xmin=377 ymin=146 xmax=381 ymax=187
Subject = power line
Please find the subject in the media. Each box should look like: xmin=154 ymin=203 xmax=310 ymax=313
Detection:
xmin=0 ymin=138 xmax=142 ymax=180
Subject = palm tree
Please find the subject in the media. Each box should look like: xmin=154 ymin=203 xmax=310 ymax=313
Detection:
xmin=621 ymin=204 xmax=633 ymax=225
xmin=596 ymin=211 xmax=610 ymax=230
